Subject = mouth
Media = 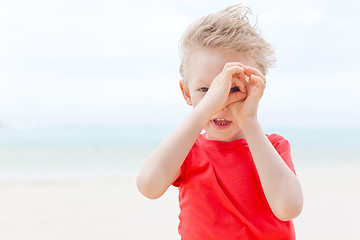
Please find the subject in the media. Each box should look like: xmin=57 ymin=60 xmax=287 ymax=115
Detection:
xmin=210 ymin=117 xmax=232 ymax=130
xmin=213 ymin=118 xmax=230 ymax=125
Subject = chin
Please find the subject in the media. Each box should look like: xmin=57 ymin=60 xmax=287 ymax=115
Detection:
xmin=205 ymin=127 xmax=244 ymax=142
xmin=205 ymin=130 xmax=238 ymax=142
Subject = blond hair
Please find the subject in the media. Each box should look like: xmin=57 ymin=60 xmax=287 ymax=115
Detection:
xmin=179 ymin=4 xmax=275 ymax=80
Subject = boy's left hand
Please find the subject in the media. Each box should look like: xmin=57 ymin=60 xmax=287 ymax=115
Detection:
xmin=229 ymin=66 xmax=266 ymax=125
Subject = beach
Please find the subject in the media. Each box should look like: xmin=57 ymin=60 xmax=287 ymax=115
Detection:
xmin=0 ymin=177 xmax=180 ymax=240
xmin=295 ymin=166 xmax=360 ymax=239
xmin=0 ymin=126 xmax=359 ymax=239
xmin=1 ymin=165 xmax=359 ymax=240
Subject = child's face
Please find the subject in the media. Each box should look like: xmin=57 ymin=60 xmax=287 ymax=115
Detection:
xmin=180 ymin=49 xmax=257 ymax=142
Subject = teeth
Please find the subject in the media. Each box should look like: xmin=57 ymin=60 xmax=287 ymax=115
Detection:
xmin=213 ymin=118 xmax=229 ymax=125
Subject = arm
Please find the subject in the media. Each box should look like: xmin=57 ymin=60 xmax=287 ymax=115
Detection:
xmin=241 ymin=119 xmax=303 ymax=221
xmin=137 ymin=63 xmax=247 ymax=199
xmin=136 ymin=104 xmax=211 ymax=199
xmin=230 ymin=67 xmax=303 ymax=221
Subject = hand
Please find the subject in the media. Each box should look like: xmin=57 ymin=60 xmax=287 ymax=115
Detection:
xmin=229 ymin=66 xmax=266 ymax=125
xmin=200 ymin=62 xmax=248 ymax=116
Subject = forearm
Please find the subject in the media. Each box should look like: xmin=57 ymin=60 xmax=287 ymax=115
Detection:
xmin=241 ymin=118 xmax=303 ymax=221
xmin=137 ymin=103 xmax=212 ymax=199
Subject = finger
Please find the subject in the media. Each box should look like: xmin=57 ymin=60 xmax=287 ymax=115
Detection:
xmin=224 ymin=62 xmax=247 ymax=81
xmin=224 ymin=65 xmax=245 ymax=81
xmin=244 ymin=66 xmax=266 ymax=84
xmin=222 ymin=63 xmax=249 ymax=95
xmin=226 ymin=91 xmax=247 ymax=106
xmin=239 ymin=80 xmax=246 ymax=93
xmin=232 ymin=72 xmax=247 ymax=83
xmin=231 ymin=75 xmax=247 ymax=93
xmin=248 ymin=74 xmax=265 ymax=97
xmin=250 ymin=74 xmax=265 ymax=87
xmin=223 ymin=62 xmax=247 ymax=70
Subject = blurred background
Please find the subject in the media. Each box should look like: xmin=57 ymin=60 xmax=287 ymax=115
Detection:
xmin=1 ymin=0 xmax=360 ymax=129
xmin=0 ymin=0 xmax=359 ymax=239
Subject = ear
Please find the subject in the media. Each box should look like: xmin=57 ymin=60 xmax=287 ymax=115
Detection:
xmin=179 ymin=80 xmax=192 ymax=106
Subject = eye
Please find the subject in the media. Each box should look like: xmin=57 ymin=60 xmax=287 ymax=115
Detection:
xmin=199 ymin=87 xmax=209 ymax=92
xmin=230 ymin=86 xmax=240 ymax=93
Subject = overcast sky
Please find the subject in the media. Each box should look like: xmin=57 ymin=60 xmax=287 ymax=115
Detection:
xmin=0 ymin=0 xmax=359 ymax=128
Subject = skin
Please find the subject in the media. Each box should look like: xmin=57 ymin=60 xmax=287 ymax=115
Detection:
xmin=137 ymin=49 xmax=303 ymax=221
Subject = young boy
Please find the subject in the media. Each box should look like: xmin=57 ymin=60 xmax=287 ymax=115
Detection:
xmin=137 ymin=4 xmax=303 ymax=240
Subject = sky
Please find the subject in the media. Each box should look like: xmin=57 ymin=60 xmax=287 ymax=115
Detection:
xmin=0 ymin=0 xmax=359 ymax=129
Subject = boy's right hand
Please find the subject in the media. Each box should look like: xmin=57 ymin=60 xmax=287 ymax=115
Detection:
xmin=199 ymin=62 xmax=248 ymax=116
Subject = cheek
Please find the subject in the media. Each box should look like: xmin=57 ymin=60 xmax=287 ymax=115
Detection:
xmin=189 ymin=93 xmax=204 ymax=107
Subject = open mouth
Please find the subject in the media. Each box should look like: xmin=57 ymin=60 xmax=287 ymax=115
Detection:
xmin=213 ymin=118 xmax=230 ymax=125
xmin=210 ymin=117 xmax=232 ymax=130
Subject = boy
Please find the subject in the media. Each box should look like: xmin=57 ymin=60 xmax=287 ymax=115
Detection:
xmin=137 ymin=4 xmax=303 ymax=240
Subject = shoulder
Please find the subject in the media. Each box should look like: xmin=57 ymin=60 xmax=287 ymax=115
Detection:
xmin=267 ymin=133 xmax=290 ymax=146
xmin=172 ymin=134 xmax=209 ymax=187
xmin=267 ymin=133 xmax=296 ymax=173
xmin=266 ymin=133 xmax=292 ymax=157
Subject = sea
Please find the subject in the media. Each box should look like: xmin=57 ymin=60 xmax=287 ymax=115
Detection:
xmin=0 ymin=126 xmax=359 ymax=181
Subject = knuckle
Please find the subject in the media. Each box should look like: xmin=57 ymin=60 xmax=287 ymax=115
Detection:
xmin=224 ymin=67 xmax=235 ymax=74
xmin=224 ymin=62 xmax=233 ymax=68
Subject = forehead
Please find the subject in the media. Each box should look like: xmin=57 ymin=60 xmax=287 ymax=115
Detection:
xmin=186 ymin=49 xmax=256 ymax=87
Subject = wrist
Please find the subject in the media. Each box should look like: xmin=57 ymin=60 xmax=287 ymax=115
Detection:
xmin=192 ymin=101 xmax=214 ymax=124
xmin=195 ymin=98 xmax=218 ymax=119
xmin=238 ymin=115 xmax=258 ymax=127
xmin=238 ymin=116 xmax=261 ymax=135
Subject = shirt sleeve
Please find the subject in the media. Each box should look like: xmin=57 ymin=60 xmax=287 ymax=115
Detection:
xmin=267 ymin=133 xmax=296 ymax=175
xmin=172 ymin=158 xmax=187 ymax=187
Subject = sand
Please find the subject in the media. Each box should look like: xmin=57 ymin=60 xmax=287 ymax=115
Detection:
xmin=294 ymin=166 xmax=360 ymax=240
xmin=0 ymin=177 xmax=180 ymax=240
xmin=0 ymin=165 xmax=359 ymax=240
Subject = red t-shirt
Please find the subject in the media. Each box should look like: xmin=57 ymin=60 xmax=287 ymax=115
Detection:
xmin=173 ymin=133 xmax=296 ymax=240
